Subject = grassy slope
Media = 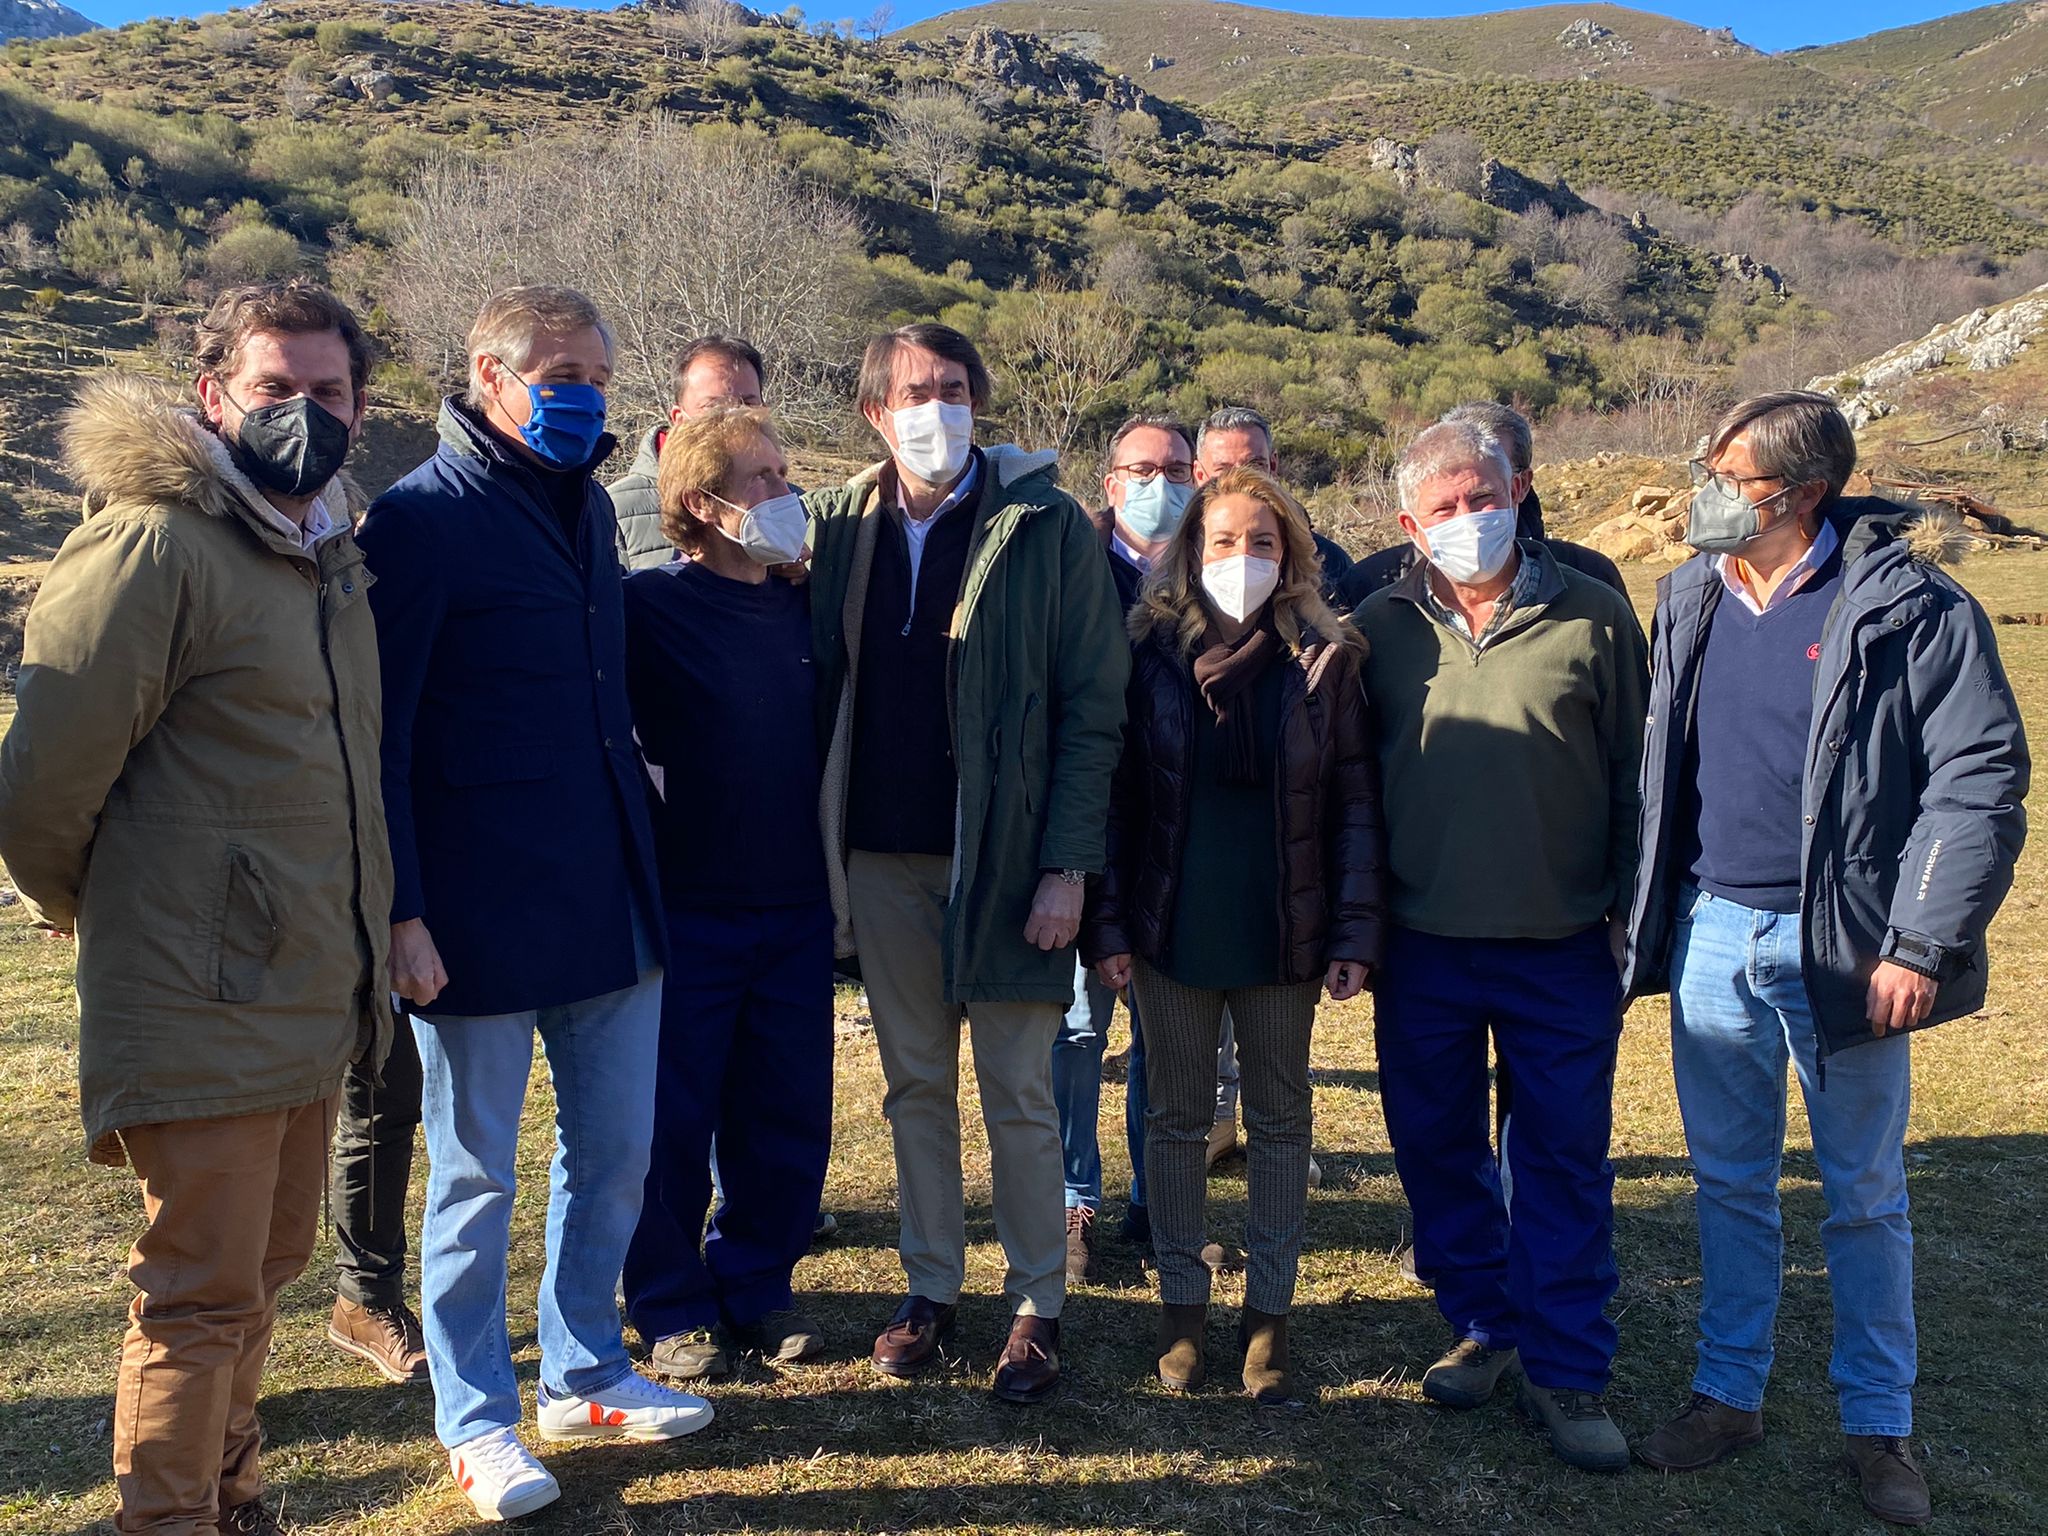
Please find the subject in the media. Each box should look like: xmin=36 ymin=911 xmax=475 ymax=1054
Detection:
xmin=1803 ymin=2 xmax=2048 ymax=161
xmin=0 ymin=554 xmax=2044 ymax=1535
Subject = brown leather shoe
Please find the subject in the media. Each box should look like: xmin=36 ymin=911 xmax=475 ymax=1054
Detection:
xmin=872 ymin=1295 xmax=955 ymax=1378
xmin=1843 ymin=1435 xmax=1932 ymax=1526
xmin=1065 ymin=1205 xmax=1099 ymax=1284
xmin=1638 ymin=1393 xmax=1765 ymax=1472
xmin=327 ymin=1296 xmax=428 ymax=1384
xmin=991 ymin=1314 xmax=1061 ymax=1403
xmin=1156 ymin=1302 xmax=1206 ymax=1392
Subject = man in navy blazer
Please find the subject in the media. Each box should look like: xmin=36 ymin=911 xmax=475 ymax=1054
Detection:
xmin=355 ymin=285 xmax=711 ymax=1522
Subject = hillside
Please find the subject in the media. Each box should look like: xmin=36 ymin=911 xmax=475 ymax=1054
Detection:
xmin=0 ymin=0 xmax=93 ymax=44
xmin=1804 ymin=2 xmax=2048 ymax=163
xmin=912 ymin=1 xmax=2048 ymax=249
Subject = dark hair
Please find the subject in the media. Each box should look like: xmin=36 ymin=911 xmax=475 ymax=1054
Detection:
xmin=194 ymin=279 xmax=373 ymax=394
xmin=1707 ymin=390 xmax=1858 ymax=501
xmin=856 ymin=322 xmax=991 ymax=415
xmin=1105 ymin=412 xmax=1194 ymax=469
xmin=1196 ymin=405 xmax=1273 ymax=457
xmin=671 ymin=334 xmax=765 ymax=404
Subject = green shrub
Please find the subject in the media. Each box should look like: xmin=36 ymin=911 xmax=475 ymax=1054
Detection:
xmin=386 ymin=22 xmax=437 ymax=48
xmin=54 ymin=141 xmax=114 ymax=194
xmin=202 ymin=221 xmax=301 ymax=285
xmin=23 ymin=285 xmax=60 ymax=317
xmin=315 ymin=19 xmax=380 ymax=60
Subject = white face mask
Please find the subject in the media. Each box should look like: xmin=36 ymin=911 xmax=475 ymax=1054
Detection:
xmin=1418 ymin=506 xmax=1518 ymax=585
xmin=1200 ymin=554 xmax=1281 ymax=622
xmin=890 ymin=400 xmax=974 ymax=485
xmin=713 ymin=489 xmax=807 ymax=566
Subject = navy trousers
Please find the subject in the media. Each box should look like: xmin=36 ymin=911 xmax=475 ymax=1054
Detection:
xmin=1374 ymin=924 xmax=1622 ymax=1393
xmin=623 ymin=899 xmax=835 ymax=1341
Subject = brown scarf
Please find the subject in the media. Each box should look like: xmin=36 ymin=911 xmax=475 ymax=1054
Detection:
xmin=1191 ymin=619 xmax=1281 ymax=787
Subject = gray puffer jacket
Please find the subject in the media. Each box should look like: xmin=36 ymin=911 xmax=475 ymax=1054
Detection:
xmin=607 ymin=425 xmax=670 ymax=572
xmin=1622 ymin=496 xmax=2029 ymax=1060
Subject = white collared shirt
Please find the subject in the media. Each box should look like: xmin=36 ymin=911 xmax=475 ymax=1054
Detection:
xmin=897 ymin=455 xmax=981 ymax=589
xmin=1715 ymin=518 xmax=1841 ymax=616
xmin=1111 ymin=529 xmax=1154 ymax=575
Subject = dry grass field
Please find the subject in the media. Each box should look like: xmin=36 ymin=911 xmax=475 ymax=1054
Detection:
xmin=0 ymin=554 xmax=2043 ymax=1536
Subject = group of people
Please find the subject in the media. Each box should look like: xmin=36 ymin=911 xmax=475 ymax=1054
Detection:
xmin=0 ymin=275 xmax=2027 ymax=1535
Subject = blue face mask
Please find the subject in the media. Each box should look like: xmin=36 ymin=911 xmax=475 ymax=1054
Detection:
xmin=1119 ymin=472 xmax=1193 ymax=545
xmin=514 ymin=375 xmax=607 ymax=468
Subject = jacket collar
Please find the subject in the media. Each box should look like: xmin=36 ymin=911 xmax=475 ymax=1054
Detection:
xmin=61 ymin=372 xmax=359 ymax=560
xmin=1388 ymin=537 xmax=1567 ymax=626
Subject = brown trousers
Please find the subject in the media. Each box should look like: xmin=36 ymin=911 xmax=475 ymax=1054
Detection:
xmin=113 ymin=1095 xmax=337 ymax=1536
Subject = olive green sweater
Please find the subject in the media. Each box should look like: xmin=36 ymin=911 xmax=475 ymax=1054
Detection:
xmin=1354 ymin=545 xmax=1648 ymax=940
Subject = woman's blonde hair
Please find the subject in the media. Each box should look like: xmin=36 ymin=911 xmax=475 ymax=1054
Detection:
xmin=657 ymin=404 xmax=780 ymax=557
xmin=1130 ymin=465 xmax=1365 ymax=656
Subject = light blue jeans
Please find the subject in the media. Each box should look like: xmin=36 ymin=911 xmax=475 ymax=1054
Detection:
xmin=1670 ymin=885 xmax=1915 ymax=1437
xmin=413 ymin=942 xmax=663 ymax=1448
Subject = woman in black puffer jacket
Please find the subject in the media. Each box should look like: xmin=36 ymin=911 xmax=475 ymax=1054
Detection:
xmin=1083 ymin=464 xmax=1387 ymax=1403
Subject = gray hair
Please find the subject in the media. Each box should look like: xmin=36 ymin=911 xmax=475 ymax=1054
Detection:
xmin=465 ymin=285 xmax=616 ymax=407
xmin=1706 ymin=390 xmax=1857 ymax=499
xmin=1443 ymin=400 xmax=1533 ymax=474
xmin=1396 ymin=420 xmax=1515 ymax=512
xmin=1196 ymin=405 xmax=1273 ymax=456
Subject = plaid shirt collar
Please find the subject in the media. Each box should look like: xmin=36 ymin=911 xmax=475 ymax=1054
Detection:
xmin=1420 ymin=543 xmax=1541 ymax=652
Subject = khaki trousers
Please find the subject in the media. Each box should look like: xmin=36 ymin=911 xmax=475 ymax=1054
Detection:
xmin=113 ymin=1095 xmax=338 ymax=1535
xmin=848 ymin=850 xmax=1066 ymax=1317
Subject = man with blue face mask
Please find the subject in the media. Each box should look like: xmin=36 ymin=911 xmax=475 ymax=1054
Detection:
xmin=1353 ymin=419 xmax=1648 ymax=1474
xmin=356 ymin=286 xmax=711 ymax=1523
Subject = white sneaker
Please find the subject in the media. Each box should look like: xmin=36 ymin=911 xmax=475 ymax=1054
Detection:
xmin=536 ymin=1369 xmax=715 ymax=1442
xmin=449 ymin=1425 xmax=560 ymax=1521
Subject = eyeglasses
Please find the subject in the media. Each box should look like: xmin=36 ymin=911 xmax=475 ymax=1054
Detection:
xmin=1112 ymin=462 xmax=1194 ymax=484
xmin=1688 ymin=459 xmax=1787 ymax=501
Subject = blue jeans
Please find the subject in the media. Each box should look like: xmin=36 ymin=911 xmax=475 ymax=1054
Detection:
xmin=1670 ymin=886 xmax=1915 ymax=1436
xmin=1375 ymin=925 xmax=1622 ymax=1393
xmin=413 ymin=942 xmax=663 ymax=1449
xmin=1053 ymin=956 xmax=1114 ymax=1209
xmin=624 ymin=900 xmax=834 ymax=1339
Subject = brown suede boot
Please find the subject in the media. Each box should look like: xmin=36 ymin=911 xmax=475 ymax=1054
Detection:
xmin=1638 ymin=1393 xmax=1765 ymax=1472
xmin=1238 ymin=1309 xmax=1292 ymax=1403
xmin=1156 ymin=1303 xmax=1207 ymax=1391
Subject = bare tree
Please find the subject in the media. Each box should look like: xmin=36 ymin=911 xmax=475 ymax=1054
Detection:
xmin=1085 ymin=106 xmax=1124 ymax=167
xmin=654 ymin=0 xmax=744 ymax=65
xmin=1544 ymin=212 xmax=1637 ymax=321
xmin=1416 ymin=129 xmax=1487 ymax=198
xmin=385 ymin=117 xmax=867 ymax=431
xmin=984 ymin=285 xmax=1145 ymax=455
xmin=880 ymin=83 xmax=982 ymax=213
xmin=858 ymin=4 xmax=894 ymax=44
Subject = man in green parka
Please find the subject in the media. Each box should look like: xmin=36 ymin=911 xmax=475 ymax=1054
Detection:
xmin=804 ymin=322 xmax=1127 ymax=1403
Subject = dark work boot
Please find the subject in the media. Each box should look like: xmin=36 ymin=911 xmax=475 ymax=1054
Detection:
xmin=1156 ymin=1302 xmax=1207 ymax=1392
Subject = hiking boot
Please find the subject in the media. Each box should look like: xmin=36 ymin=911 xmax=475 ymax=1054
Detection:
xmin=1518 ymin=1381 xmax=1629 ymax=1474
xmin=221 ymin=1500 xmax=285 ymax=1535
xmin=1206 ymin=1118 xmax=1239 ymax=1172
xmin=1156 ymin=1302 xmax=1207 ymax=1392
xmin=327 ymin=1297 xmax=429 ymax=1384
xmin=1238 ymin=1309 xmax=1292 ymax=1403
xmin=1421 ymin=1337 xmax=1519 ymax=1409
xmin=1843 ymin=1435 xmax=1932 ymax=1526
xmin=1638 ymin=1393 xmax=1765 ymax=1472
xmin=731 ymin=1309 xmax=825 ymax=1364
xmin=1065 ymin=1204 xmax=1099 ymax=1283
xmin=647 ymin=1328 xmax=730 ymax=1381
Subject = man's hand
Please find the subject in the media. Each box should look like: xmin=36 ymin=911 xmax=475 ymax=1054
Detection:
xmin=390 ymin=918 xmax=449 ymax=1008
xmin=1096 ymin=953 xmax=1133 ymax=992
xmin=1326 ymin=960 xmax=1369 ymax=1002
xmin=1024 ymin=873 xmax=1083 ymax=952
xmin=1866 ymin=960 xmax=1937 ymax=1038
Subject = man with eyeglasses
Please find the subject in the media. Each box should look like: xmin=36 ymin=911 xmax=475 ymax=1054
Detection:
xmin=1194 ymin=406 xmax=1354 ymax=604
xmin=1623 ymin=392 xmax=2028 ymax=1525
xmin=1056 ymin=414 xmax=1197 ymax=1283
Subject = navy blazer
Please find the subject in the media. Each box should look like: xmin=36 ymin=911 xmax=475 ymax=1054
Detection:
xmin=355 ymin=399 xmax=663 ymax=1017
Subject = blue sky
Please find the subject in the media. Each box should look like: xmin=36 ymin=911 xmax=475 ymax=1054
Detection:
xmin=73 ymin=1 xmax=1998 ymax=56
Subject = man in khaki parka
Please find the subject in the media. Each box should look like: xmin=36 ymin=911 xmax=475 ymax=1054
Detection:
xmin=0 ymin=280 xmax=392 ymax=1536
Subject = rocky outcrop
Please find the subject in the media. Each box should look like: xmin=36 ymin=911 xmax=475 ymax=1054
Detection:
xmin=1558 ymin=18 xmax=1632 ymax=58
xmin=960 ymin=25 xmax=1187 ymax=125
xmin=1809 ymin=282 xmax=2048 ymax=396
xmin=1711 ymin=251 xmax=1787 ymax=297
xmin=1583 ymin=484 xmax=1695 ymax=564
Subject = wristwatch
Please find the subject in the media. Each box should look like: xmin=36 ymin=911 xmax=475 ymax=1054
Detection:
xmin=1055 ymin=868 xmax=1088 ymax=887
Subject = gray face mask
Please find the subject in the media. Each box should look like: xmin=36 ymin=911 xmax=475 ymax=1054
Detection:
xmin=1685 ymin=475 xmax=1795 ymax=555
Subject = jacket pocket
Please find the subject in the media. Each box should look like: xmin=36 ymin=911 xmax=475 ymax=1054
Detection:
xmin=212 ymin=845 xmax=278 ymax=1004
xmin=1020 ymin=692 xmax=1048 ymax=816
xmin=441 ymin=743 xmax=563 ymax=788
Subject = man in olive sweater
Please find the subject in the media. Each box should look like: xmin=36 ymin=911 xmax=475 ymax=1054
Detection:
xmin=1354 ymin=420 xmax=1648 ymax=1473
